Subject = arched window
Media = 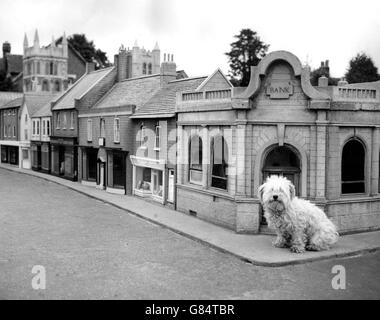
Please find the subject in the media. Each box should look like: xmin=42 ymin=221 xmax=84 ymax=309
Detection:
xmin=45 ymin=62 xmax=50 ymax=75
xmin=27 ymin=62 xmax=32 ymax=75
xmin=36 ymin=62 xmax=40 ymax=74
xmin=189 ymin=135 xmax=203 ymax=184
xmin=53 ymin=63 xmax=58 ymax=75
xmin=148 ymin=63 xmax=152 ymax=75
xmin=142 ymin=63 xmax=147 ymax=75
xmin=54 ymin=80 xmax=60 ymax=92
xmin=42 ymin=80 xmax=49 ymax=91
xmin=50 ymin=62 xmax=54 ymax=75
xmin=211 ymin=135 xmax=228 ymax=190
xmin=342 ymin=139 xmax=365 ymax=194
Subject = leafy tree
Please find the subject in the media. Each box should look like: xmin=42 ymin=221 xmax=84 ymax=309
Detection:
xmin=0 ymin=70 xmax=14 ymax=91
xmin=345 ymin=53 xmax=380 ymax=84
xmin=66 ymin=34 xmax=110 ymax=69
xmin=225 ymin=29 xmax=269 ymax=86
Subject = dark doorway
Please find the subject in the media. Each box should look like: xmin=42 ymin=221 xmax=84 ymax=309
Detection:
xmin=261 ymin=145 xmax=301 ymax=226
xmin=87 ymin=148 xmax=97 ymax=181
xmin=37 ymin=145 xmax=42 ymax=170
xmin=341 ymin=139 xmax=365 ymax=194
xmin=113 ymin=152 xmax=126 ymax=190
xmin=58 ymin=146 xmax=65 ymax=176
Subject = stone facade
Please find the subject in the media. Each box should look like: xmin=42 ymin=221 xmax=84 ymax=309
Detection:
xmin=175 ymin=51 xmax=380 ymax=234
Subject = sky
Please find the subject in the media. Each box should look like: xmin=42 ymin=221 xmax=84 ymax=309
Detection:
xmin=0 ymin=0 xmax=379 ymax=78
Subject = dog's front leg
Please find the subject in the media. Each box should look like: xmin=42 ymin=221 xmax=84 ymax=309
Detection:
xmin=273 ymin=231 xmax=289 ymax=248
xmin=290 ymin=231 xmax=306 ymax=253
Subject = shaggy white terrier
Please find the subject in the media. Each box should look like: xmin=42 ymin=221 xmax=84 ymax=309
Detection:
xmin=258 ymin=175 xmax=339 ymax=253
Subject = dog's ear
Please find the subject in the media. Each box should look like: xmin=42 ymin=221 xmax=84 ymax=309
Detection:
xmin=289 ymin=183 xmax=296 ymax=200
xmin=258 ymin=184 xmax=265 ymax=203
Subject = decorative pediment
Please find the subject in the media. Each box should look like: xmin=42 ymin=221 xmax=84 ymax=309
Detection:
xmin=232 ymin=50 xmax=330 ymax=109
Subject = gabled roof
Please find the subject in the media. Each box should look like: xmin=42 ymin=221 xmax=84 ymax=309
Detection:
xmin=132 ymin=76 xmax=207 ymax=118
xmin=52 ymin=67 xmax=114 ymax=111
xmin=196 ymin=68 xmax=232 ymax=91
xmin=0 ymin=92 xmax=23 ymax=107
xmin=93 ymin=74 xmax=161 ymax=110
xmin=24 ymin=93 xmax=58 ymax=117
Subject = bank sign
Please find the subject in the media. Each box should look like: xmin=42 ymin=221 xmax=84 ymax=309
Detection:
xmin=266 ymin=81 xmax=294 ymax=99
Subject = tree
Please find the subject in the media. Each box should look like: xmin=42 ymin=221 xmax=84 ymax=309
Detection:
xmin=225 ymin=29 xmax=269 ymax=86
xmin=66 ymin=34 xmax=110 ymax=69
xmin=345 ymin=53 xmax=380 ymax=84
xmin=0 ymin=70 xmax=14 ymax=91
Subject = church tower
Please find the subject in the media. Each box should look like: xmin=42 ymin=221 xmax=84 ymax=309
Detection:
xmin=23 ymin=29 xmax=69 ymax=93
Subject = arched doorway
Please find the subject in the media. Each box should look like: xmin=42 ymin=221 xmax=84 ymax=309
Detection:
xmin=261 ymin=144 xmax=301 ymax=226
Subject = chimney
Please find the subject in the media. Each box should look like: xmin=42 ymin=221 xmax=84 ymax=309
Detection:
xmin=86 ymin=62 xmax=95 ymax=73
xmin=318 ymin=75 xmax=328 ymax=87
xmin=160 ymin=52 xmax=177 ymax=85
xmin=117 ymin=45 xmax=128 ymax=82
xmin=2 ymin=42 xmax=10 ymax=72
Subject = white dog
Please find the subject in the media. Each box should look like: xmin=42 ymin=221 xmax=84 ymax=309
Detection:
xmin=258 ymin=175 xmax=339 ymax=253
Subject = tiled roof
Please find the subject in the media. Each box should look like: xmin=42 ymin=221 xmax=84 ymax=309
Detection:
xmin=93 ymin=74 xmax=161 ymax=110
xmin=24 ymin=93 xmax=58 ymax=116
xmin=132 ymin=76 xmax=207 ymax=117
xmin=52 ymin=67 xmax=114 ymax=111
xmin=32 ymin=101 xmax=53 ymax=118
xmin=0 ymin=92 xmax=23 ymax=108
xmin=0 ymin=96 xmax=23 ymax=109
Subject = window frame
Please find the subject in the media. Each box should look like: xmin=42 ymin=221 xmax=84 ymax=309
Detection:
xmin=189 ymin=134 xmax=203 ymax=185
xmin=70 ymin=111 xmax=74 ymax=130
xmin=154 ymin=124 xmax=161 ymax=151
xmin=210 ymin=135 xmax=229 ymax=191
xmin=114 ymin=117 xmax=120 ymax=143
xmin=341 ymin=138 xmax=366 ymax=195
xmin=87 ymin=119 xmax=93 ymax=142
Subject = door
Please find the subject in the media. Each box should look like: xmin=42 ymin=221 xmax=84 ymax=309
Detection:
xmin=168 ymin=169 xmax=174 ymax=203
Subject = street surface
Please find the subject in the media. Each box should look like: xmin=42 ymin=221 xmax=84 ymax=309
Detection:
xmin=0 ymin=168 xmax=379 ymax=299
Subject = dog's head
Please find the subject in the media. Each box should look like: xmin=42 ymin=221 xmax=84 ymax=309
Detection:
xmin=258 ymin=175 xmax=295 ymax=213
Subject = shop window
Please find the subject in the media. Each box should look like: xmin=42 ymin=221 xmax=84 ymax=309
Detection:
xmin=211 ymin=135 xmax=228 ymax=190
xmin=114 ymin=118 xmax=120 ymax=143
xmin=189 ymin=135 xmax=203 ymax=184
xmin=152 ymin=170 xmax=163 ymax=197
xmin=87 ymin=119 xmax=92 ymax=142
xmin=136 ymin=167 xmax=152 ymax=191
xmin=341 ymin=139 xmax=365 ymax=194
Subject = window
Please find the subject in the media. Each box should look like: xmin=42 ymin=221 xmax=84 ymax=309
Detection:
xmin=13 ymin=125 xmax=16 ymax=137
xmin=87 ymin=119 xmax=92 ymax=142
xmin=53 ymin=63 xmax=58 ymax=75
xmin=63 ymin=113 xmax=67 ymax=129
xmin=42 ymin=80 xmax=49 ymax=91
xmin=33 ymin=120 xmax=36 ymax=135
xmin=25 ymin=114 xmax=28 ymax=124
xmin=36 ymin=120 xmax=40 ymax=135
xmin=189 ymin=135 xmax=203 ymax=184
xmin=45 ymin=62 xmax=49 ymax=75
xmin=142 ymin=63 xmax=147 ymax=75
xmin=42 ymin=120 xmax=46 ymax=136
xmin=139 ymin=124 xmax=145 ymax=147
xmin=148 ymin=63 xmax=152 ymax=75
xmin=36 ymin=62 xmax=40 ymax=74
xmin=56 ymin=112 xmax=61 ymax=129
xmin=154 ymin=124 xmax=160 ymax=150
xmin=70 ymin=111 xmax=74 ymax=129
xmin=46 ymin=119 xmax=50 ymax=136
xmin=54 ymin=81 xmax=60 ymax=92
xmin=211 ymin=135 xmax=228 ymax=190
xmin=114 ymin=118 xmax=120 ymax=143
xmin=50 ymin=62 xmax=54 ymax=75
xmin=24 ymin=129 xmax=28 ymax=140
xmin=341 ymin=139 xmax=365 ymax=194
xmin=4 ymin=124 xmax=6 ymax=137
xmin=100 ymin=118 xmax=106 ymax=138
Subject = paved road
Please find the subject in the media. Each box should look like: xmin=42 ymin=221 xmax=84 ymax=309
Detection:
xmin=0 ymin=168 xmax=379 ymax=299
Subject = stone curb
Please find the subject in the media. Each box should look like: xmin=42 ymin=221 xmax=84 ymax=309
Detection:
xmin=1 ymin=165 xmax=380 ymax=267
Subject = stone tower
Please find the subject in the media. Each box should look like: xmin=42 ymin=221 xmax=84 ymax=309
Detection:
xmin=23 ymin=29 xmax=69 ymax=93
xmin=115 ymin=41 xmax=161 ymax=80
